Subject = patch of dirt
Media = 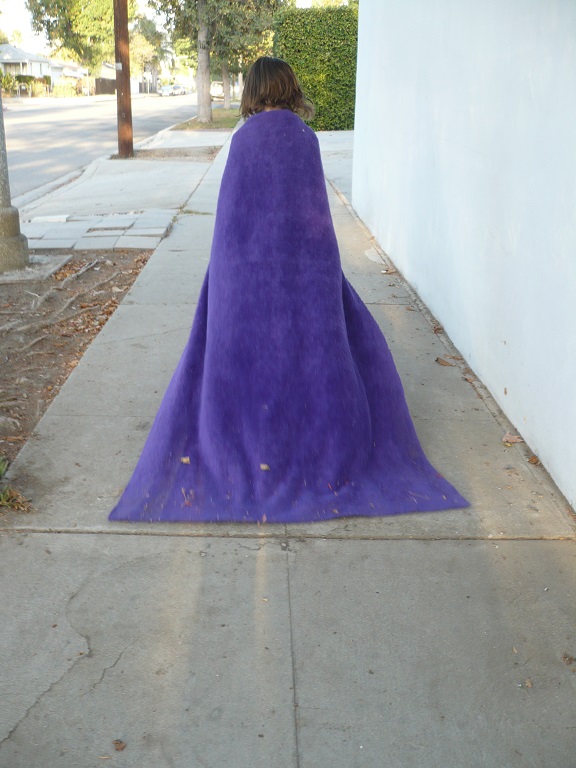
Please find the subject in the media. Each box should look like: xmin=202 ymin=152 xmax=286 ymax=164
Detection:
xmin=0 ymin=250 xmax=151 ymax=468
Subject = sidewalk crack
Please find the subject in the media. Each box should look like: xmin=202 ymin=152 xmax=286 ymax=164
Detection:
xmin=0 ymin=653 xmax=85 ymax=747
xmin=286 ymin=549 xmax=301 ymax=768
xmin=80 ymin=643 xmax=134 ymax=698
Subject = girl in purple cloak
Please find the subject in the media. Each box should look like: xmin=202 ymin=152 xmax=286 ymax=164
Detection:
xmin=109 ymin=57 xmax=468 ymax=524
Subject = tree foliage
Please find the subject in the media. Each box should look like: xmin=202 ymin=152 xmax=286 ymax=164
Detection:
xmin=130 ymin=17 xmax=167 ymax=79
xmin=26 ymin=0 xmax=137 ymax=72
xmin=152 ymin=0 xmax=286 ymax=121
xmin=211 ymin=1 xmax=281 ymax=68
xmin=153 ymin=0 xmax=282 ymax=63
xmin=129 ymin=32 xmax=156 ymax=77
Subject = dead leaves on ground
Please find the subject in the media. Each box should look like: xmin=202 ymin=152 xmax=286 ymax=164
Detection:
xmin=0 ymin=251 xmax=151 ymax=468
xmin=435 ymin=354 xmax=463 ymax=367
xmin=0 ymin=487 xmax=33 ymax=513
xmin=502 ymin=434 xmax=542 ymax=467
xmin=98 ymin=740 xmax=127 ymax=759
xmin=503 ymin=433 xmax=524 ymax=446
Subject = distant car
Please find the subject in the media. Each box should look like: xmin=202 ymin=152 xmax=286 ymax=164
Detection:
xmin=210 ymin=81 xmax=224 ymax=99
xmin=172 ymin=84 xmax=187 ymax=96
xmin=159 ymin=85 xmax=175 ymax=97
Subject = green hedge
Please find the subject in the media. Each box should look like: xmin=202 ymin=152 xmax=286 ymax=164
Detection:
xmin=274 ymin=5 xmax=358 ymax=131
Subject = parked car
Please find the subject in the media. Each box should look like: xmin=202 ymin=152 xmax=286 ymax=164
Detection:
xmin=210 ymin=81 xmax=224 ymax=100
xmin=159 ymin=85 xmax=175 ymax=97
xmin=172 ymin=84 xmax=187 ymax=96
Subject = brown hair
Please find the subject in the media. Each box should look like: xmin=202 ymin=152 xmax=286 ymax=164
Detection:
xmin=240 ymin=56 xmax=314 ymax=120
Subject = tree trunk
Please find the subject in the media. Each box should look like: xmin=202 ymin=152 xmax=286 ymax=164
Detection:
xmin=196 ymin=0 xmax=212 ymax=123
xmin=238 ymin=69 xmax=244 ymax=100
xmin=221 ymin=61 xmax=231 ymax=110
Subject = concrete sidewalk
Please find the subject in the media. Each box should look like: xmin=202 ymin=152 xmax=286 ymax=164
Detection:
xmin=0 ymin=122 xmax=575 ymax=767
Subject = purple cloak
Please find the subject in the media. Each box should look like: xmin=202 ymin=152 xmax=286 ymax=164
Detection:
xmin=109 ymin=109 xmax=468 ymax=524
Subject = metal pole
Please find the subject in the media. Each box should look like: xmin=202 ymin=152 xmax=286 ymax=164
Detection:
xmin=113 ymin=0 xmax=134 ymax=158
xmin=0 ymin=89 xmax=28 ymax=273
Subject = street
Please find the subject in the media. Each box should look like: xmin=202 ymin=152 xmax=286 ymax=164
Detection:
xmin=3 ymin=93 xmax=199 ymax=199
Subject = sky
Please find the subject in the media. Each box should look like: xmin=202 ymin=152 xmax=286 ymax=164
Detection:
xmin=0 ymin=0 xmax=50 ymax=53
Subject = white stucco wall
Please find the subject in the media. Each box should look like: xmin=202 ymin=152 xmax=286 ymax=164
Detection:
xmin=352 ymin=0 xmax=576 ymax=508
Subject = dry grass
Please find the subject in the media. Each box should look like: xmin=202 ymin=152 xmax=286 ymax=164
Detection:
xmin=172 ymin=108 xmax=242 ymax=131
xmin=0 ymin=487 xmax=33 ymax=514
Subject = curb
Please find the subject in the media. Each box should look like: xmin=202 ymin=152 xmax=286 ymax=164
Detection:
xmin=17 ymin=157 xmax=106 ymax=217
xmin=14 ymin=119 xmax=203 ymax=216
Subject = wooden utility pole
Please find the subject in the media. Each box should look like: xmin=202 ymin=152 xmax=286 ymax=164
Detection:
xmin=113 ymin=0 xmax=134 ymax=158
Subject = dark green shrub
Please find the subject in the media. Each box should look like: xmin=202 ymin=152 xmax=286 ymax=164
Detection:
xmin=274 ymin=5 xmax=358 ymax=131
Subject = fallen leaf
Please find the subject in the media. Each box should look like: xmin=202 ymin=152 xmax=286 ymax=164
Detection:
xmin=435 ymin=357 xmax=453 ymax=367
xmin=433 ymin=324 xmax=443 ymax=334
xmin=562 ymin=653 xmax=576 ymax=665
xmin=528 ymin=455 xmax=541 ymax=466
xmin=503 ymin=433 xmax=524 ymax=445
xmin=524 ymin=678 xmax=533 ymax=689
xmin=464 ymin=375 xmax=475 ymax=383
xmin=180 ymin=456 xmax=191 ymax=464
xmin=113 ymin=740 xmax=127 ymax=751
xmin=260 ymin=463 xmax=270 ymax=471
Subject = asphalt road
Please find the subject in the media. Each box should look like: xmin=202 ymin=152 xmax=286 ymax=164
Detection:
xmin=3 ymin=93 xmax=199 ymax=200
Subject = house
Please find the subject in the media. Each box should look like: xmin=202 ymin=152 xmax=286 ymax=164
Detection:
xmin=49 ymin=60 xmax=88 ymax=86
xmin=0 ymin=43 xmax=52 ymax=78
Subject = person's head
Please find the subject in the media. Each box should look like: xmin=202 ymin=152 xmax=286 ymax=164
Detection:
xmin=240 ymin=56 xmax=314 ymax=120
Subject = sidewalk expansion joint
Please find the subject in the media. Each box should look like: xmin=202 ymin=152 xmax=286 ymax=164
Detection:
xmin=1 ymin=527 xmax=575 ymax=542
xmin=285 ymin=547 xmax=302 ymax=768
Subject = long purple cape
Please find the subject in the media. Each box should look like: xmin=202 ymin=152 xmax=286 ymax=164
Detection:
xmin=109 ymin=109 xmax=468 ymax=524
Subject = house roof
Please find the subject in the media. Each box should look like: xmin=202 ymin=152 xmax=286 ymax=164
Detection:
xmin=50 ymin=60 xmax=88 ymax=76
xmin=0 ymin=43 xmax=51 ymax=65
